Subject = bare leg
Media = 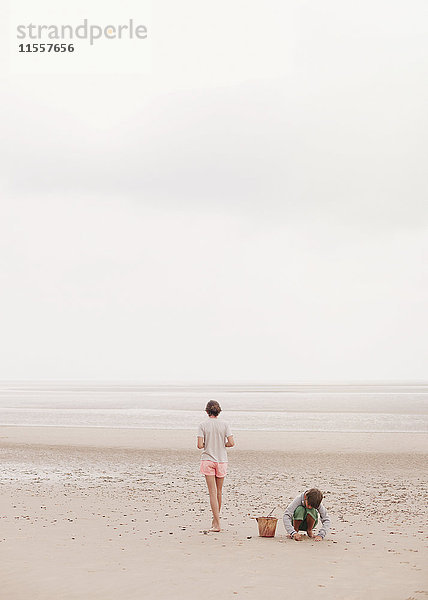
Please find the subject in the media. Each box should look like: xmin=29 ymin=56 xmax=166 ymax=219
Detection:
xmin=292 ymin=519 xmax=304 ymax=540
xmin=293 ymin=519 xmax=303 ymax=532
xmin=211 ymin=476 xmax=224 ymax=527
xmin=306 ymin=514 xmax=316 ymax=537
xmin=215 ymin=476 xmax=224 ymax=514
xmin=205 ymin=475 xmax=221 ymax=531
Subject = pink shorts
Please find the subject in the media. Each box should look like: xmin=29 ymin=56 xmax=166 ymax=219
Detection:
xmin=200 ymin=461 xmax=228 ymax=477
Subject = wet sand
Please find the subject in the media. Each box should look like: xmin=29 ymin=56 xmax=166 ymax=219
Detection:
xmin=0 ymin=427 xmax=427 ymax=599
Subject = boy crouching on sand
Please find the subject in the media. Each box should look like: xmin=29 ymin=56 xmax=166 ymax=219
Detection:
xmin=283 ymin=488 xmax=330 ymax=542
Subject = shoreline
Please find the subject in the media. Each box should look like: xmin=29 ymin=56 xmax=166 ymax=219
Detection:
xmin=0 ymin=425 xmax=426 ymax=454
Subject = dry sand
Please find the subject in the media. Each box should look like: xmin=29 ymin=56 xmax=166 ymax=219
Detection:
xmin=0 ymin=426 xmax=427 ymax=600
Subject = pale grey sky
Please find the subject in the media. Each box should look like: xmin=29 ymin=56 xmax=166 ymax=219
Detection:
xmin=1 ymin=0 xmax=427 ymax=381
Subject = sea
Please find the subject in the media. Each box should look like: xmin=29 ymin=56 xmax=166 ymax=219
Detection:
xmin=0 ymin=382 xmax=427 ymax=433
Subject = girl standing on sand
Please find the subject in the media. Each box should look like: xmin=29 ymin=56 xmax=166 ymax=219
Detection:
xmin=197 ymin=400 xmax=234 ymax=532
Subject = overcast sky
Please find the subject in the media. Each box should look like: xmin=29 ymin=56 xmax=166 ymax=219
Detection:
xmin=1 ymin=0 xmax=427 ymax=381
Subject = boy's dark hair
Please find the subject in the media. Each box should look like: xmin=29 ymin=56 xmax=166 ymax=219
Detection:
xmin=306 ymin=488 xmax=323 ymax=509
xmin=205 ymin=400 xmax=221 ymax=417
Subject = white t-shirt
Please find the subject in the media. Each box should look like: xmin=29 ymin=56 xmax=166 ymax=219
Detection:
xmin=197 ymin=417 xmax=232 ymax=463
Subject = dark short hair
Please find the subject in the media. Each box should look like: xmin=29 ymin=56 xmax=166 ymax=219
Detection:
xmin=306 ymin=488 xmax=323 ymax=509
xmin=205 ymin=400 xmax=221 ymax=416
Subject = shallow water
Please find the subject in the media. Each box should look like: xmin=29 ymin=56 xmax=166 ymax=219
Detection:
xmin=0 ymin=382 xmax=427 ymax=432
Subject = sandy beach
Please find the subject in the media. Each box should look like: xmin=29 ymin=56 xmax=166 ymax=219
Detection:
xmin=0 ymin=426 xmax=427 ymax=600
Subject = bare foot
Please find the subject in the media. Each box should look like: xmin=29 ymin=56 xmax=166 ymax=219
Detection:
xmin=209 ymin=528 xmax=221 ymax=532
xmin=307 ymin=530 xmax=314 ymax=538
xmin=209 ymin=521 xmax=221 ymax=532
